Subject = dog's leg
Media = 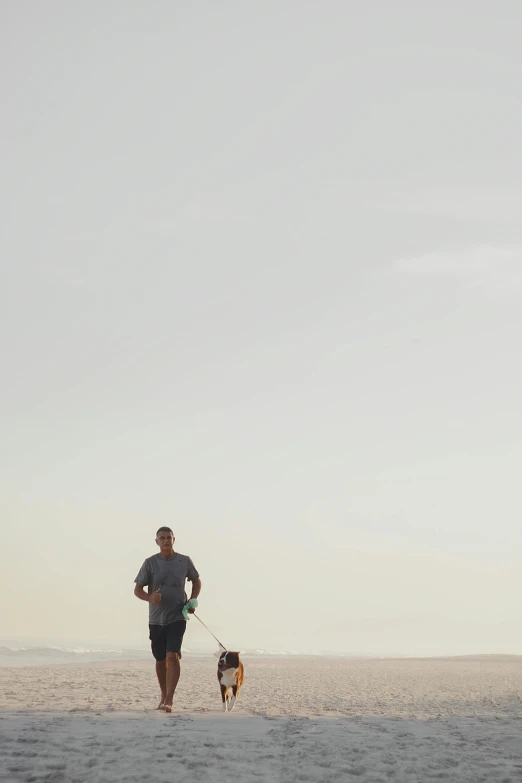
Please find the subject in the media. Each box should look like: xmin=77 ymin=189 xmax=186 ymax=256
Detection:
xmin=229 ymin=684 xmax=239 ymax=711
xmin=220 ymin=683 xmax=228 ymax=712
xmin=225 ymin=688 xmax=232 ymax=712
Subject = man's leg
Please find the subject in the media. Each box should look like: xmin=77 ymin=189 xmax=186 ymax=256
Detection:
xmin=164 ymin=652 xmax=181 ymax=712
xmin=155 ymin=660 xmax=167 ymax=709
xmin=149 ymin=625 xmax=167 ymax=709
xmin=163 ymin=620 xmax=187 ymax=712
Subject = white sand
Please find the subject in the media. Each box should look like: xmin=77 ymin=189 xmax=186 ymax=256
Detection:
xmin=1 ymin=655 xmax=521 ymax=782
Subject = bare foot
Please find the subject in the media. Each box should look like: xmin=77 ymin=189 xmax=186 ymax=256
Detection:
xmin=165 ymin=702 xmax=173 ymax=713
xmin=157 ymin=697 xmax=166 ymax=711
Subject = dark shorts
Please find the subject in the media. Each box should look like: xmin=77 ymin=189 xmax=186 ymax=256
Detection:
xmin=149 ymin=620 xmax=187 ymax=661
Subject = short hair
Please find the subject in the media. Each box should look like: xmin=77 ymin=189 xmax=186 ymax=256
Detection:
xmin=156 ymin=526 xmax=174 ymax=537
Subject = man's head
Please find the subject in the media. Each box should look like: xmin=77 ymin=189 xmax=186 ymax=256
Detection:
xmin=155 ymin=527 xmax=175 ymax=554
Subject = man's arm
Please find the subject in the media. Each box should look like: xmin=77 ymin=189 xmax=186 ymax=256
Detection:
xmin=189 ymin=577 xmax=202 ymax=601
xmin=186 ymin=577 xmax=202 ymax=614
xmin=134 ymin=584 xmax=161 ymax=604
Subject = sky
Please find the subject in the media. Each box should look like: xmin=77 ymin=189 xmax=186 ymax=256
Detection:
xmin=1 ymin=1 xmax=521 ymax=657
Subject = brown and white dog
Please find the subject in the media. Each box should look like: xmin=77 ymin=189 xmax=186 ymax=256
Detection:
xmin=217 ymin=650 xmax=244 ymax=712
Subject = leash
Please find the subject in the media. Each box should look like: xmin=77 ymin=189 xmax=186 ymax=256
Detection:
xmin=192 ymin=612 xmax=227 ymax=651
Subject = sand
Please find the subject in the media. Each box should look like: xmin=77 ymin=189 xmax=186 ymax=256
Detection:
xmin=1 ymin=655 xmax=522 ymax=782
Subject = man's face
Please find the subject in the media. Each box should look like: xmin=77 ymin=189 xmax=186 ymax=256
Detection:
xmin=156 ymin=531 xmax=174 ymax=552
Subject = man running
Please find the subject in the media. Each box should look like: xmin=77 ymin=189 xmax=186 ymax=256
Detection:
xmin=134 ymin=527 xmax=201 ymax=712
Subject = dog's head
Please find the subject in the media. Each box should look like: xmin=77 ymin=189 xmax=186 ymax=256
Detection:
xmin=217 ymin=651 xmax=241 ymax=670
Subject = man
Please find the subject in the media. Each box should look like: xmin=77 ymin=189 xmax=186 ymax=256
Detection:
xmin=134 ymin=527 xmax=201 ymax=712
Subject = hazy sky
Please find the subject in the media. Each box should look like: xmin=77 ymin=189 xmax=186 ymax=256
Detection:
xmin=2 ymin=2 xmax=521 ymax=656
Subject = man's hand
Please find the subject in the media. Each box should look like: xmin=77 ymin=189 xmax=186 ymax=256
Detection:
xmin=187 ymin=604 xmax=196 ymax=614
xmin=149 ymin=588 xmax=162 ymax=605
xmin=189 ymin=577 xmax=202 ymax=608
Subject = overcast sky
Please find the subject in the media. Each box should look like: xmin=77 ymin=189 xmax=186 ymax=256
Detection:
xmin=1 ymin=1 xmax=521 ymax=656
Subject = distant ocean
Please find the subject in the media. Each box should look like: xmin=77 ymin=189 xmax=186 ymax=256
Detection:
xmin=0 ymin=643 xmax=368 ymax=667
xmin=0 ymin=645 xmax=151 ymax=666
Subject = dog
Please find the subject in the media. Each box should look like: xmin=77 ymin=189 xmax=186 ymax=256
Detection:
xmin=217 ymin=650 xmax=244 ymax=712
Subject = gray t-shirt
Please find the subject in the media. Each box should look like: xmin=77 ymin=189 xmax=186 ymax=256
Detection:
xmin=135 ymin=552 xmax=199 ymax=626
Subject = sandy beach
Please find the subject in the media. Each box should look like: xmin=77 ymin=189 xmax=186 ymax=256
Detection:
xmin=1 ymin=654 xmax=521 ymax=782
